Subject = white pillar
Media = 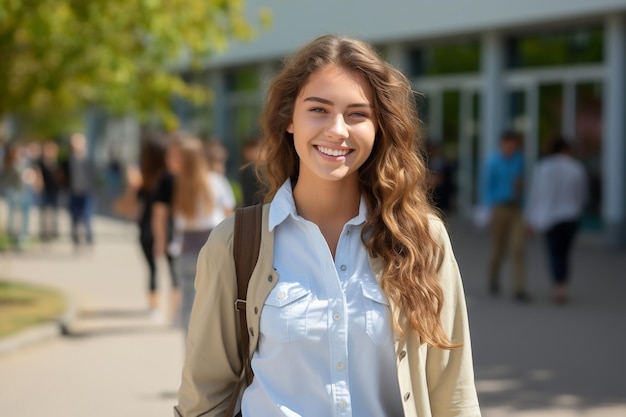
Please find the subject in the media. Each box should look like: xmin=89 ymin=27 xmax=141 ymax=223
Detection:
xmin=428 ymin=91 xmax=443 ymax=142
xmin=458 ymin=89 xmax=474 ymax=214
xmin=603 ymin=15 xmax=626 ymax=247
xmin=210 ymin=70 xmax=227 ymax=141
xmin=525 ymin=83 xmax=539 ymax=191
xmin=562 ymin=81 xmax=576 ymax=140
xmin=386 ymin=44 xmax=410 ymax=76
xmin=480 ymin=32 xmax=505 ymax=163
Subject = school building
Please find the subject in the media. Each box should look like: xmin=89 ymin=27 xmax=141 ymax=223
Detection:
xmin=114 ymin=0 xmax=626 ymax=247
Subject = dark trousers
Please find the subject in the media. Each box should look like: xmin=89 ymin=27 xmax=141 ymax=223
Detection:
xmin=69 ymin=193 xmax=93 ymax=245
xmin=39 ymin=191 xmax=59 ymax=239
xmin=139 ymin=233 xmax=178 ymax=292
xmin=545 ymin=220 xmax=579 ymax=284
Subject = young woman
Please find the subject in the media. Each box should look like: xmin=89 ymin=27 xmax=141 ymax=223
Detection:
xmin=158 ymin=134 xmax=235 ymax=332
xmin=113 ymin=135 xmax=179 ymax=321
xmin=175 ymin=35 xmax=481 ymax=417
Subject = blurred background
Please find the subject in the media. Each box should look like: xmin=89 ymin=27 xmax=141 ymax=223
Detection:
xmin=1 ymin=0 xmax=625 ymax=416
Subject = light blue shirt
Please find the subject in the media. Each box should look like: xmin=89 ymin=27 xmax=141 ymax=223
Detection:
xmin=482 ymin=150 xmax=524 ymax=207
xmin=241 ymin=181 xmax=403 ymax=417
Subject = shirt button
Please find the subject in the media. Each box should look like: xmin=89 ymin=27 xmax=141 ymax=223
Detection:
xmin=346 ymin=229 xmax=351 ymax=236
xmin=268 ymin=275 xmax=273 ymax=282
xmin=333 ymin=313 xmax=341 ymax=321
xmin=403 ymin=392 xmax=411 ymax=401
xmin=277 ymin=291 xmax=286 ymax=300
xmin=338 ymin=400 xmax=347 ymax=408
xmin=337 ymin=362 xmax=345 ymax=370
xmin=340 ymin=264 xmax=347 ymax=271
xmin=399 ymin=350 xmax=407 ymax=360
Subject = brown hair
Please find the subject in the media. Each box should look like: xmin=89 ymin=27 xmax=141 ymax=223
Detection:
xmin=260 ymin=35 xmax=456 ymax=348
xmin=170 ymin=134 xmax=214 ymax=222
xmin=139 ymin=133 xmax=167 ymax=192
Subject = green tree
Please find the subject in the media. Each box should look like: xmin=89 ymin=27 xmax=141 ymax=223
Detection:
xmin=0 ymin=0 xmax=271 ymax=137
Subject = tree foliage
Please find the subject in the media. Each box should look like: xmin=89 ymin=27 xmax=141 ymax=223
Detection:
xmin=0 ymin=0 xmax=271 ymax=137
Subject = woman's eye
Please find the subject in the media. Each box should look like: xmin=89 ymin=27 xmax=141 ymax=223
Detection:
xmin=309 ymin=107 xmax=327 ymax=113
xmin=349 ymin=112 xmax=369 ymax=118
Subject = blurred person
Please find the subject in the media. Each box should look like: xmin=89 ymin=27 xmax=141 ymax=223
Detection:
xmin=239 ymin=135 xmax=266 ymax=207
xmin=61 ymin=133 xmax=97 ymax=251
xmin=36 ymin=141 xmax=61 ymax=241
xmin=482 ymin=131 xmax=529 ymax=302
xmin=175 ymin=35 xmax=480 ymax=417
xmin=526 ymin=137 xmax=588 ymax=304
xmin=0 ymin=143 xmax=36 ymax=249
xmin=113 ymin=135 xmax=180 ymax=320
xmin=154 ymin=134 xmax=234 ymax=332
xmin=204 ymin=138 xmax=229 ymax=175
xmin=427 ymin=141 xmax=455 ymax=214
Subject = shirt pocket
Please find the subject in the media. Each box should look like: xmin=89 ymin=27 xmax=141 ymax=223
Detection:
xmin=261 ymin=281 xmax=312 ymax=343
xmin=361 ymin=283 xmax=393 ymax=346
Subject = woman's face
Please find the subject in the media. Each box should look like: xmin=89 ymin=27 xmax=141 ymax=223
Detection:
xmin=288 ymin=65 xmax=377 ymax=186
xmin=166 ymin=145 xmax=183 ymax=175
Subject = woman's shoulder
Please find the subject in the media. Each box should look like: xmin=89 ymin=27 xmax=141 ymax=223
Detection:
xmin=426 ymin=213 xmax=447 ymax=241
xmin=206 ymin=212 xmax=235 ymax=247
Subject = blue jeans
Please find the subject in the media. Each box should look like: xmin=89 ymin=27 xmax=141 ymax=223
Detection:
xmin=5 ymin=187 xmax=33 ymax=246
xmin=69 ymin=193 xmax=94 ymax=245
xmin=545 ymin=220 xmax=579 ymax=284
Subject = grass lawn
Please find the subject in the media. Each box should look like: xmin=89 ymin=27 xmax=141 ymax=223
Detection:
xmin=0 ymin=280 xmax=66 ymax=338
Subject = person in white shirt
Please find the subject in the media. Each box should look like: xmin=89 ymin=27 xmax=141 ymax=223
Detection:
xmin=176 ymin=35 xmax=480 ymax=417
xmin=160 ymin=134 xmax=235 ymax=331
xmin=526 ymin=137 xmax=588 ymax=304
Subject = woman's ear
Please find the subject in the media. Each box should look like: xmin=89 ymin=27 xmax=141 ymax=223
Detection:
xmin=287 ymin=122 xmax=294 ymax=134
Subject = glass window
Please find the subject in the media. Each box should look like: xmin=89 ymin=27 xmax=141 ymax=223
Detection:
xmin=225 ymin=67 xmax=260 ymax=92
xmin=409 ymin=42 xmax=480 ymax=77
xmin=506 ymin=26 xmax=603 ymax=68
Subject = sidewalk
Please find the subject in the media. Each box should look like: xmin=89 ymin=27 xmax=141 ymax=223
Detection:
xmin=0 ymin=208 xmax=184 ymax=416
xmin=449 ymin=217 xmax=626 ymax=417
xmin=0 ymin=208 xmax=624 ymax=416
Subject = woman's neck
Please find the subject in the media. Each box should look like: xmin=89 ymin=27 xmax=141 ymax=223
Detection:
xmin=292 ymin=174 xmax=360 ymax=257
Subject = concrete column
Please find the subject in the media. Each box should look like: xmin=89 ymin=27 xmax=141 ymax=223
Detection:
xmin=524 ymin=83 xmax=539 ymax=191
xmin=386 ymin=43 xmax=410 ymax=76
xmin=258 ymin=62 xmax=275 ymax=100
xmin=562 ymin=81 xmax=576 ymax=140
xmin=210 ymin=70 xmax=227 ymax=141
xmin=428 ymin=91 xmax=443 ymax=142
xmin=603 ymin=15 xmax=626 ymax=248
xmin=480 ymin=32 xmax=505 ymax=163
xmin=458 ymin=89 xmax=474 ymax=214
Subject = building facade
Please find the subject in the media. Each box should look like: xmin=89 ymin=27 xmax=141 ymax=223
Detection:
xmin=182 ymin=0 xmax=626 ymax=247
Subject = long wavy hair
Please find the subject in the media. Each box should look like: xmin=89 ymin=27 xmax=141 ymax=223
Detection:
xmin=170 ymin=134 xmax=214 ymax=222
xmin=260 ymin=35 xmax=455 ymax=349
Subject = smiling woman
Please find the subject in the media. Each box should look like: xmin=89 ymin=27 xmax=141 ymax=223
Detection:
xmin=175 ymin=34 xmax=481 ymax=417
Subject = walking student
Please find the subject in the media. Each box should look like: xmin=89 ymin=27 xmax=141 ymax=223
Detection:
xmin=526 ymin=137 xmax=588 ymax=304
xmin=113 ymin=135 xmax=180 ymax=321
xmin=175 ymin=35 xmax=481 ymax=417
xmin=62 ymin=133 xmax=97 ymax=251
xmin=156 ymin=134 xmax=234 ymax=333
xmin=482 ymin=131 xmax=529 ymax=302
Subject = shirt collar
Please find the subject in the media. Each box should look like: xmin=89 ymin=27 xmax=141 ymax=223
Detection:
xmin=268 ymin=180 xmax=368 ymax=232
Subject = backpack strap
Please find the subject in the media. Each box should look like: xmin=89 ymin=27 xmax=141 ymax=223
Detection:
xmin=225 ymin=204 xmax=263 ymax=417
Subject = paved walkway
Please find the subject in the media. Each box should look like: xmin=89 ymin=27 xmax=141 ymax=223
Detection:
xmin=0 ymin=207 xmax=625 ymax=416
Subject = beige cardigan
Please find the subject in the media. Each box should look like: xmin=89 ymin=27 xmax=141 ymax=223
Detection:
xmin=175 ymin=204 xmax=481 ymax=417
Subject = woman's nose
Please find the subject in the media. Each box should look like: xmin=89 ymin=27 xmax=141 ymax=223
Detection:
xmin=325 ymin=114 xmax=349 ymax=140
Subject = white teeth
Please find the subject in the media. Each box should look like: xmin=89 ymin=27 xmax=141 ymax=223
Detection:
xmin=317 ymin=146 xmax=350 ymax=157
